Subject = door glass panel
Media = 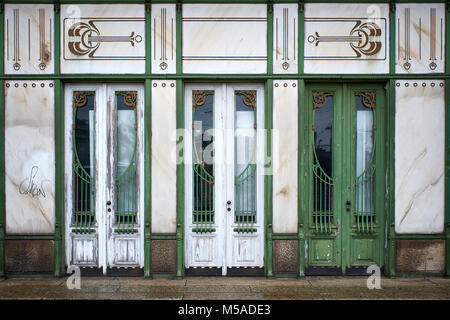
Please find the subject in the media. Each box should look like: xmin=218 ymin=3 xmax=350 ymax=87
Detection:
xmin=354 ymin=92 xmax=376 ymax=233
xmin=234 ymin=91 xmax=257 ymax=233
xmin=114 ymin=92 xmax=138 ymax=233
xmin=312 ymin=92 xmax=334 ymax=234
xmin=72 ymin=91 xmax=95 ymax=233
xmin=192 ymin=91 xmax=215 ymax=232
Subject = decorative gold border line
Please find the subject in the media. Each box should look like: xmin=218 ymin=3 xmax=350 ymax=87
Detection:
xmin=182 ymin=56 xmax=267 ymax=61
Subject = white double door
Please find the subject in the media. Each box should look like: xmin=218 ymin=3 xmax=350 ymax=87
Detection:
xmin=65 ymin=84 xmax=144 ymax=274
xmin=185 ymin=84 xmax=265 ymax=275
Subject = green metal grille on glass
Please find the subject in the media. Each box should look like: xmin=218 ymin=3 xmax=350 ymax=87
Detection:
xmin=234 ymin=90 xmax=257 ymax=233
xmin=114 ymin=91 xmax=138 ymax=234
xmin=192 ymin=90 xmax=215 ymax=233
xmin=312 ymin=92 xmax=334 ymax=234
xmin=72 ymin=91 xmax=95 ymax=234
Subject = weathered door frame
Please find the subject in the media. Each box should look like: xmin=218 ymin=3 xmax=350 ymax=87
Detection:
xmin=303 ymin=82 xmax=387 ymax=275
xmin=183 ymin=83 xmax=265 ymax=275
xmin=64 ymin=83 xmax=145 ymax=274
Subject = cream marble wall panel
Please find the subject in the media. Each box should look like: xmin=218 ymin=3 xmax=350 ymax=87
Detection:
xmin=395 ymin=80 xmax=445 ymax=234
xmin=182 ymin=4 xmax=267 ymax=74
xmin=5 ymin=81 xmax=55 ymax=234
xmin=4 ymin=4 xmax=54 ymax=74
xmin=152 ymin=4 xmax=176 ymax=74
xmin=61 ymin=4 xmax=145 ymax=74
xmin=304 ymin=3 xmax=389 ymax=74
xmin=273 ymin=80 xmax=298 ymax=234
xmin=151 ymin=80 xmax=177 ymax=233
xmin=396 ymin=4 xmax=445 ymax=74
xmin=273 ymin=4 xmax=298 ymax=74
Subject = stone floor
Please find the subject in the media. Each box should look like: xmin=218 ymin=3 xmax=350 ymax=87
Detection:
xmin=0 ymin=276 xmax=449 ymax=300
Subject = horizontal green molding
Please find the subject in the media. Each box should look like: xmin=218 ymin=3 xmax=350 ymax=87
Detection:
xmin=150 ymin=234 xmax=177 ymax=240
xmin=1 ymin=75 xmax=449 ymax=81
xmin=272 ymin=234 xmax=298 ymax=240
xmin=394 ymin=234 xmax=446 ymax=240
xmin=5 ymin=0 xmax=446 ymax=4
xmin=5 ymin=235 xmax=56 ymax=240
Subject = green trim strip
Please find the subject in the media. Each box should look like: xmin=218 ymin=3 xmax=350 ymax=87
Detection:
xmin=389 ymin=2 xmax=396 ymax=74
xmin=1 ymin=75 xmax=448 ymax=81
xmin=144 ymin=79 xmax=152 ymax=277
xmin=298 ymin=78 xmax=305 ymax=277
xmin=176 ymin=79 xmax=184 ymax=278
xmin=54 ymin=79 xmax=64 ymax=277
xmin=264 ymin=79 xmax=273 ymax=277
xmin=386 ymin=79 xmax=396 ymax=277
xmin=146 ymin=3 xmax=151 ymax=75
xmin=267 ymin=3 xmax=273 ymax=75
xmin=445 ymin=2 xmax=450 ymax=278
xmin=176 ymin=3 xmax=182 ymax=75
xmin=5 ymin=235 xmax=56 ymax=240
xmin=0 ymin=80 xmax=4 ymax=278
xmin=298 ymin=2 xmax=304 ymax=74
xmin=54 ymin=4 xmax=60 ymax=75
xmin=395 ymin=234 xmax=446 ymax=239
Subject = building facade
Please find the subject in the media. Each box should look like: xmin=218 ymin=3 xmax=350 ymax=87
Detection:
xmin=0 ymin=0 xmax=448 ymax=278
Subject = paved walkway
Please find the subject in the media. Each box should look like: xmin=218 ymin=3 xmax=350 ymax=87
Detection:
xmin=0 ymin=276 xmax=449 ymax=300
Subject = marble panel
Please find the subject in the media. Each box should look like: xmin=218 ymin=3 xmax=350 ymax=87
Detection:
xmin=396 ymin=4 xmax=445 ymax=73
xmin=395 ymin=80 xmax=445 ymax=234
xmin=5 ymin=80 xmax=55 ymax=234
xmin=60 ymin=4 xmax=145 ymax=74
xmin=304 ymin=3 xmax=389 ymax=74
xmin=272 ymin=80 xmax=298 ymax=234
xmin=273 ymin=4 xmax=298 ymax=74
xmin=152 ymin=4 xmax=176 ymax=74
xmin=4 ymin=4 xmax=54 ymax=74
xmin=182 ymin=4 xmax=267 ymax=74
xmin=151 ymin=80 xmax=177 ymax=233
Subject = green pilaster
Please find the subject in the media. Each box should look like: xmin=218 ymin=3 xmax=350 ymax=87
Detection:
xmin=176 ymin=79 xmax=184 ymax=278
xmin=297 ymin=78 xmax=305 ymax=277
xmin=54 ymin=79 xmax=64 ymax=277
xmin=265 ymin=79 xmax=273 ymax=278
xmin=389 ymin=1 xmax=396 ymax=74
xmin=145 ymin=2 xmax=151 ymax=75
xmin=298 ymin=1 xmax=304 ymax=74
xmin=0 ymin=2 xmax=5 ymax=279
xmin=445 ymin=0 xmax=450 ymax=278
xmin=267 ymin=1 xmax=273 ymax=75
xmin=144 ymin=79 xmax=152 ymax=278
xmin=176 ymin=1 xmax=182 ymax=75
xmin=386 ymin=79 xmax=396 ymax=277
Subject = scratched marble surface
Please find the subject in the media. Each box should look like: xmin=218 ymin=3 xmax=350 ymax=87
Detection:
xmin=4 ymin=4 xmax=54 ymax=74
xmin=182 ymin=4 xmax=267 ymax=74
xmin=395 ymin=4 xmax=445 ymax=74
xmin=272 ymin=80 xmax=298 ymax=234
xmin=395 ymin=80 xmax=445 ymax=234
xmin=304 ymin=3 xmax=389 ymax=74
xmin=151 ymin=80 xmax=177 ymax=233
xmin=5 ymin=80 xmax=55 ymax=234
xmin=60 ymin=4 xmax=145 ymax=74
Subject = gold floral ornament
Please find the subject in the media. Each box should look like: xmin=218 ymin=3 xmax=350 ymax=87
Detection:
xmin=122 ymin=91 xmax=137 ymax=109
xmin=358 ymin=92 xmax=376 ymax=109
xmin=193 ymin=90 xmax=207 ymax=107
xmin=312 ymin=92 xmax=329 ymax=109
xmin=73 ymin=91 xmax=93 ymax=108
xmin=236 ymin=90 xmax=256 ymax=108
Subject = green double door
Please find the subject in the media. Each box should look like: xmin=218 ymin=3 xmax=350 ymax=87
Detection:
xmin=303 ymin=83 xmax=386 ymax=275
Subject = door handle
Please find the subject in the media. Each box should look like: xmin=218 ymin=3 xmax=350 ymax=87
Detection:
xmin=346 ymin=200 xmax=351 ymax=212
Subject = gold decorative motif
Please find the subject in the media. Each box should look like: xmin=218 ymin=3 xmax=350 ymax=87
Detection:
xmin=357 ymin=92 xmax=376 ymax=109
xmin=312 ymin=92 xmax=329 ymax=109
xmin=73 ymin=91 xmax=92 ymax=109
xmin=193 ymin=90 xmax=207 ymax=107
xmin=122 ymin=91 xmax=137 ymax=109
xmin=236 ymin=90 xmax=256 ymax=108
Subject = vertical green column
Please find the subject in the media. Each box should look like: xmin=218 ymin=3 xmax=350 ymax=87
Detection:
xmin=175 ymin=1 xmax=184 ymax=279
xmin=176 ymin=79 xmax=184 ymax=278
xmin=389 ymin=2 xmax=396 ymax=75
xmin=298 ymin=1 xmax=304 ymax=75
xmin=267 ymin=2 xmax=273 ymax=76
xmin=386 ymin=79 xmax=396 ymax=277
xmin=297 ymin=79 xmax=305 ymax=278
xmin=265 ymin=79 xmax=273 ymax=278
xmin=144 ymin=79 xmax=152 ymax=278
xmin=0 ymin=3 xmax=5 ymax=278
xmin=53 ymin=2 xmax=64 ymax=278
xmin=145 ymin=2 xmax=151 ymax=75
xmin=445 ymin=1 xmax=450 ymax=278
